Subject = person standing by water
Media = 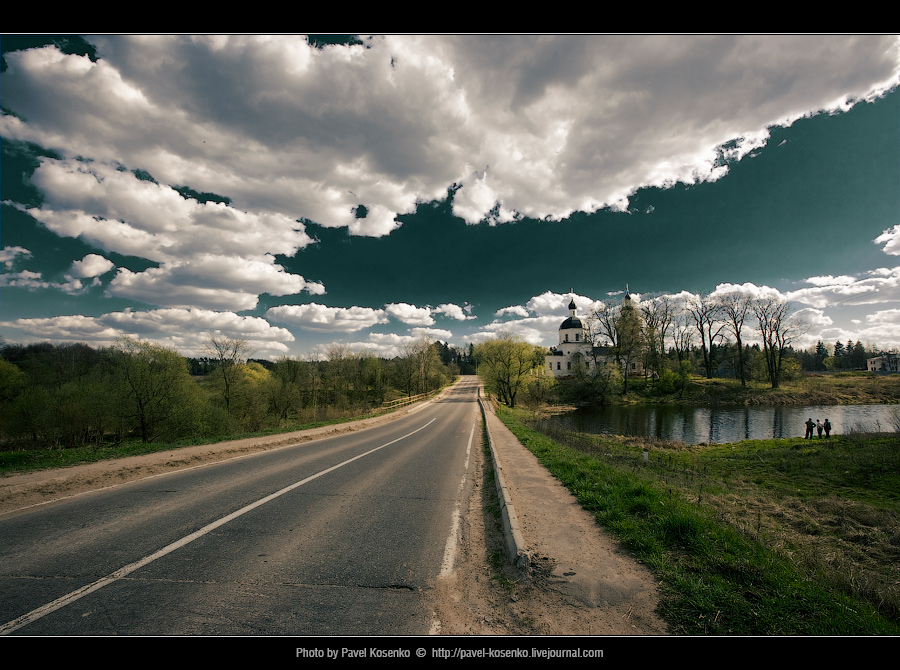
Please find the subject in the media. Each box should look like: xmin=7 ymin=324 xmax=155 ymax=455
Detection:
xmin=824 ymin=419 xmax=832 ymax=438
xmin=816 ymin=420 xmax=824 ymax=438
xmin=805 ymin=417 xmax=815 ymax=439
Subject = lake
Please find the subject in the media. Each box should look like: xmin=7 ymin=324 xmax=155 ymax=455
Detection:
xmin=544 ymin=403 xmax=900 ymax=444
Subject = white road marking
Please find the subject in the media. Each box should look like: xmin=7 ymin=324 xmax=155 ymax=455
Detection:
xmin=431 ymin=419 xmax=476 ymax=635
xmin=439 ymin=421 xmax=474 ymax=578
xmin=0 ymin=418 xmax=436 ymax=635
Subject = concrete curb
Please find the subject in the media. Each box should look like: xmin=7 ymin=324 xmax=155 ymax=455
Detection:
xmin=478 ymin=396 xmax=531 ymax=574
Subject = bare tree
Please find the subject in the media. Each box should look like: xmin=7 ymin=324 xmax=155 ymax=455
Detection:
xmin=571 ymin=327 xmax=621 ymax=406
xmin=587 ymin=302 xmax=618 ymax=351
xmin=715 ymin=288 xmax=753 ymax=386
xmin=588 ymin=294 xmax=643 ymax=394
xmin=686 ymin=292 xmax=726 ymax=379
xmin=640 ymin=294 xmax=674 ymax=379
xmin=670 ymin=307 xmax=694 ymax=363
xmin=752 ymin=295 xmax=798 ymax=389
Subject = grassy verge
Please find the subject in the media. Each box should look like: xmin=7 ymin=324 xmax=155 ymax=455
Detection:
xmin=0 ymin=381 xmax=458 ymax=477
xmin=496 ymin=404 xmax=900 ymax=635
xmin=0 ymin=414 xmax=371 ymax=476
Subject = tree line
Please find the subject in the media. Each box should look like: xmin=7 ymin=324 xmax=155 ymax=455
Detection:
xmin=0 ymin=336 xmax=473 ymax=450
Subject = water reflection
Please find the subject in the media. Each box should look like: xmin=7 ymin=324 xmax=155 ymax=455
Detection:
xmin=548 ymin=404 xmax=898 ymax=444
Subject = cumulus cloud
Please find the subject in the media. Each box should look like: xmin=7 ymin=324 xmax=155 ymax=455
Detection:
xmin=68 ymin=254 xmax=114 ymax=278
xmin=3 ymin=36 xmax=899 ymax=356
xmin=1 ymin=249 xmax=110 ymax=295
xmin=384 ymin=302 xmax=435 ymax=326
xmin=380 ymin=301 xmax=476 ymax=326
xmin=811 ymin=308 xmax=900 ymax=350
xmin=266 ymin=303 xmax=389 ymax=332
xmin=787 ymin=267 xmax=900 ymax=308
xmin=1 ymin=246 xmax=32 ymax=268
xmin=495 ymin=305 xmax=530 ymax=318
xmin=804 ymin=275 xmax=858 ymax=287
xmin=434 ymin=302 xmax=476 ymax=321
xmin=0 ymin=269 xmax=49 ymax=290
xmin=10 ymin=159 xmax=323 ymax=311
xmin=857 ymin=309 xmax=900 ymax=349
xmin=0 ymin=307 xmax=293 ymax=357
xmin=875 ymin=225 xmax=900 ymax=256
xmin=3 ymin=36 xmax=898 ymax=236
xmin=409 ymin=327 xmax=453 ymax=340
xmin=794 ymin=307 xmax=834 ymax=332
xmin=106 ymin=254 xmax=324 ymax=311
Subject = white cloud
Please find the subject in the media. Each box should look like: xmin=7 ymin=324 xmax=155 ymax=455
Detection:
xmin=792 ymin=308 xmax=836 ymax=348
xmin=495 ymin=305 xmax=530 ymax=318
xmin=1 ymin=307 xmax=295 ymax=358
xmin=10 ymin=158 xmax=321 ymax=310
xmin=266 ymin=303 xmax=389 ymax=332
xmin=875 ymin=225 xmax=900 ymax=256
xmin=0 ymin=246 xmax=32 ymax=268
xmin=3 ymin=35 xmax=897 ymax=236
xmin=865 ymin=308 xmax=900 ymax=326
xmin=106 ymin=254 xmax=323 ymax=311
xmin=68 ymin=254 xmax=114 ymax=278
xmin=434 ymin=302 xmax=476 ymax=320
xmin=0 ymin=314 xmax=123 ymax=342
xmin=857 ymin=309 xmax=900 ymax=349
xmin=787 ymin=267 xmax=900 ymax=309
xmin=463 ymin=319 xmax=556 ymax=346
xmin=409 ymin=327 xmax=453 ymax=340
xmin=809 ymin=308 xmax=900 ymax=350
xmin=802 ymin=275 xmax=858 ymax=287
xmin=384 ymin=302 xmax=435 ymax=326
xmin=0 ymin=269 xmax=49 ymax=290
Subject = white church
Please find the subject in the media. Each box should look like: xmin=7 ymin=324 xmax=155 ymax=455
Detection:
xmin=544 ymin=294 xmax=648 ymax=379
xmin=545 ymin=297 xmax=604 ymax=378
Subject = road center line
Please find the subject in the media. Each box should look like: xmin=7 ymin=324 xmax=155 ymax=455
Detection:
xmin=0 ymin=418 xmax=437 ymax=636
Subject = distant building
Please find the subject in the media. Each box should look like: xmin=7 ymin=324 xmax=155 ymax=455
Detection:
xmin=867 ymin=351 xmax=899 ymax=373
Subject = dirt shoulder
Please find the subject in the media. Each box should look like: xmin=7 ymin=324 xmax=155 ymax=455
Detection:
xmin=0 ymin=411 xmax=408 ymax=518
xmin=431 ymin=402 xmax=668 ymax=636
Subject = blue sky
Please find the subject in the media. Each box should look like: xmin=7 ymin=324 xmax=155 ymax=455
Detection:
xmin=1 ymin=35 xmax=899 ymax=360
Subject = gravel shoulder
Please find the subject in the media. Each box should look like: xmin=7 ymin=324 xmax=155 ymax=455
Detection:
xmin=430 ymin=403 xmax=668 ymax=636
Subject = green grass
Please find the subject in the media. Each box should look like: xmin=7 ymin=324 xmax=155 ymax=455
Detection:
xmin=496 ymin=404 xmax=900 ymax=635
xmin=0 ymin=414 xmax=371 ymax=475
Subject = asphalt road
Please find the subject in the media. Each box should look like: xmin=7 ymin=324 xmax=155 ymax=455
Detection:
xmin=0 ymin=376 xmax=482 ymax=636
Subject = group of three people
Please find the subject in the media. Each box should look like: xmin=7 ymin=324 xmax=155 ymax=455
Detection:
xmin=805 ymin=417 xmax=832 ymax=439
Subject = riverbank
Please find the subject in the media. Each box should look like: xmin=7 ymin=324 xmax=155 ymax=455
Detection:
xmin=497 ymin=404 xmax=900 ymax=635
xmin=612 ymin=372 xmax=900 ymax=406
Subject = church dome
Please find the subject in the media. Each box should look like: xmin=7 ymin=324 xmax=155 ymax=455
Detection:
xmin=560 ymin=315 xmax=583 ymax=330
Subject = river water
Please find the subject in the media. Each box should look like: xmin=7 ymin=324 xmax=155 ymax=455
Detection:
xmin=545 ymin=404 xmax=899 ymax=444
